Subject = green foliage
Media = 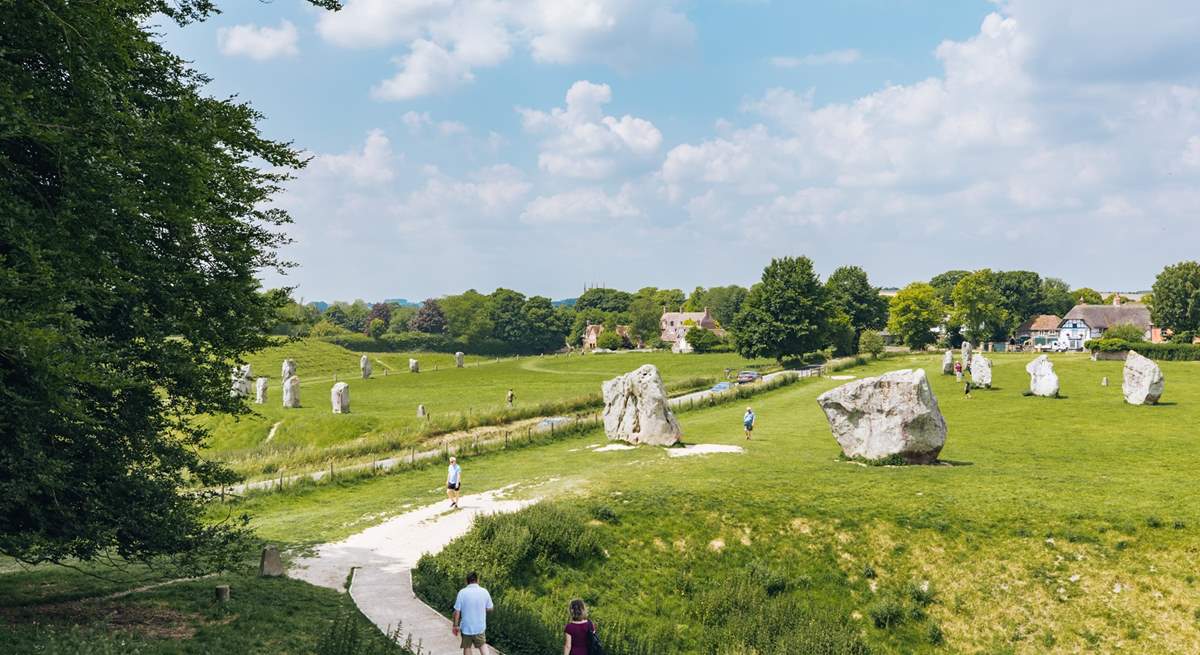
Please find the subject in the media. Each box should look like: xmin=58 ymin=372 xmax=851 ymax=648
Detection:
xmin=1103 ymin=293 xmax=1130 ymax=306
xmin=685 ymin=285 xmax=749 ymax=327
xmin=827 ymin=311 xmax=858 ymax=357
xmin=888 ymin=283 xmax=943 ymax=350
xmin=858 ymin=330 xmax=885 ymax=358
xmin=316 ymin=610 xmax=407 ymax=655
xmin=365 ymin=303 xmax=393 ymax=333
xmin=366 ymin=318 xmax=387 ymax=339
xmin=1037 ymin=277 xmax=1075 ymax=317
xmin=929 ymin=270 xmax=970 ymax=306
xmin=628 ymin=296 xmax=662 ymax=345
xmin=733 ymin=256 xmax=832 ymax=363
xmin=826 ymin=265 xmax=889 ymax=336
xmin=1084 ymin=339 xmax=1200 ymax=360
xmin=684 ymin=327 xmax=722 ymax=353
xmin=950 ymin=269 xmax=1011 ymax=343
xmin=1102 ymin=322 xmax=1147 ymax=342
xmin=1072 ymin=287 xmax=1103 ymax=305
xmin=311 ymin=320 xmax=353 ymax=337
xmin=596 ymin=330 xmax=624 ymax=350
xmin=995 ymin=270 xmax=1042 ymax=325
xmin=634 ymin=286 xmax=685 ymax=311
xmin=1150 ymin=261 xmax=1200 ymax=333
xmin=575 ymin=288 xmax=634 ymax=314
xmin=409 ymin=299 xmax=448 ymax=334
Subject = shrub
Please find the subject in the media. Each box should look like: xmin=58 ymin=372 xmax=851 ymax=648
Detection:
xmin=684 ymin=327 xmax=722 ymax=353
xmin=310 ymin=320 xmax=351 ymax=337
xmin=868 ymin=596 xmax=906 ymax=629
xmin=1085 ymin=339 xmax=1200 ymax=360
xmin=595 ymin=330 xmax=623 ymax=350
xmin=1104 ymin=322 xmax=1147 ymax=342
xmin=858 ymin=330 xmax=885 ymax=358
xmin=365 ymin=318 xmax=386 ymax=339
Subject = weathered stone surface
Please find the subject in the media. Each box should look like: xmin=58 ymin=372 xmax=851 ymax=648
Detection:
xmin=259 ymin=546 xmax=284 ymax=577
xmin=417 ymin=404 xmax=427 ymax=418
xmin=455 ymin=352 xmax=465 ymax=368
xmin=255 ymin=377 xmax=269 ymax=404
xmin=816 ymin=368 xmax=946 ymax=464
xmin=601 ymin=365 xmax=681 ymax=446
xmin=961 ymin=342 xmax=973 ymax=367
xmin=1122 ymin=351 xmax=1164 ymax=405
xmin=969 ymin=353 xmax=992 ymax=388
xmin=409 ymin=358 xmax=420 ymax=373
xmin=283 ymin=376 xmax=301 ymax=408
xmin=331 ymin=382 xmax=350 ymax=414
xmin=360 ymin=354 xmax=372 ymax=379
xmin=281 ymin=359 xmax=297 ymax=381
xmin=1102 ymin=376 xmax=1109 ymax=387
xmin=942 ymin=350 xmax=954 ymax=375
xmin=1025 ymin=355 xmax=1059 ymax=397
xmin=230 ymin=364 xmax=252 ymax=397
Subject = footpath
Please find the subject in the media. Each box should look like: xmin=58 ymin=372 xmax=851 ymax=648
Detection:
xmin=289 ymin=486 xmax=534 ymax=655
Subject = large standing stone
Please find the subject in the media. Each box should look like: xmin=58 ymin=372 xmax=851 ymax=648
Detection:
xmin=1025 ymin=355 xmax=1059 ymax=397
xmin=601 ymin=365 xmax=682 ymax=446
xmin=961 ymin=342 xmax=973 ymax=367
xmin=417 ymin=404 xmax=427 ymax=418
xmin=282 ymin=376 xmax=301 ymax=408
xmin=360 ymin=354 xmax=372 ymax=379
xmin=816 ymin=369 xmax=947 ymax=464
xmin=969 ymin=353 xmax=992 ymax=388
xmin=259 ymin=546 xmax=284 ymax=577
xmin=281 ymin=359 xmax=296 ymax=381
xmin=455 ymin=352 xmax=465 ymax=368
xmin=409 ymin=358 xmax=420 ymax=373
xmin=331 ymin=382 xmax=350 ymax=414
xmin=230 ymin=364 xmax=252 ymax=397
xmin=255 ymin=377 xmax=269 ymax=404
xmin=942 ymin=350 xmax=954 ymax=375
xmin=1122 ymin=351 xmax=1164 ymax=405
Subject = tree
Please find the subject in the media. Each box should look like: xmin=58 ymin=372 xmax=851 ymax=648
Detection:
xmin=0 ymin=0 xmax=340 ymax=568
xmin=1037 ymin=277 xmax=1075 ymax=316
xmin=409 ymin=299 xmax=448 ymax=334
xmin=995 ymin=270 xmax=1042 ymax=325
xmin=596 ymin=330 xmax=623 ymax=350
xmin=1150 ymin=261 xmax=1200 ymax=334
xmin=692 ymin=285 xmax=749 ymax=327
xmin=826 ymin=266 xmax=888 ymax=347
xmin=887 ymin=283 xmax=943 ymax=350
xmin=521 ymin=296 xmax=570 ymax=353
xmin=366 ymin=318 xmax=386 ymax=338
xmin=324 ymin=304 xmax=350 ymax=329
xmin=629 ymin=297 xmax=662 ymax=346
xmin=732 ymin=256 xmax=832 ymax=363
xmin=569 ymin=307 xmax=606 ymax=347
xmin=950 ymin=270 xmax=1011 ymax=344
xmin=1072 ymin=287 xmax=1103 ymax=305
xmin=1103 ymin=293 xmax=1129 ymax=305
xmin=685 ymin=327 xmax=722 ymax=353
xmin=441 ymin=291 xmax=495 ymax=345
xmin=488 ymin=288 xmax=531 ymax=349
xmin=858 ymin=330 xmax=885 ymax=359
xmin=575 ymin=287 xmax=634 ymax=314
xmin=930 ymin=270 xmax=971 ymax=306
xmin=365 ymin=302 xmax=393 ymax=333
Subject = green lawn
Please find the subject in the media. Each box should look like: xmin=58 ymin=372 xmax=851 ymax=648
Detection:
xmin=235 ymin=352 xmax=1200 ymax=654
xmin=205 ymin=339 xmax=772 ymax=478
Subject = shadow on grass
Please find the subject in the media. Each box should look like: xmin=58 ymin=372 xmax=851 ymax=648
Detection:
xmin=936 ymin=459 xmax=974 ymax=467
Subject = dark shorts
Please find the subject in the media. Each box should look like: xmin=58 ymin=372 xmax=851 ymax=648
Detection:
xmin=448 ymin=482 xmax=460 ymax=490
xmin=744 ymin=423 xmax=753 ymax=431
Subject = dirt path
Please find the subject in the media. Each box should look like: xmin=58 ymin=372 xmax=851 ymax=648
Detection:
xmin=288 ymin=486 xmax=535 ymax=654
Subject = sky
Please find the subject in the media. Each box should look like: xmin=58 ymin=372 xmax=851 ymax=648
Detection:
xmin=160 ymin=1 xmax=1200 ymax=302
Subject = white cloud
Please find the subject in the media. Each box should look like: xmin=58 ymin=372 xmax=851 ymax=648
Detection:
xmin=519 ymin=81 xmax=662 ymax=179
xmin=521 ymin=186 xmax=640 ymax=225
xmin=308 ymin=129 xmax=397 ymax=185
xmin=401 ymin=111 xmax=468 ymax=136
xmin=770 ymin=49 xmax=861 ymax=68
xmin=217 ymin=20 xmax=300 ymax=60
xmin=317 ymin=0 xmax=694 ymax=99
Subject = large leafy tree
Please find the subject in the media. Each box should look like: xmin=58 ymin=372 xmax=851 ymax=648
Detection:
xmin=520 ymin=296 xmax=570 ymax=353
xmin=0 ymin=0 xmax=337 ymax=567
xmin=930 ymin=270 xmax=971 ymax=306
xmin=686 ymin=285 xmax=748 ymax=327
xmin=409 ymin=299 xmax=447 ymax=334
xmin=1037 ymin=277 xmax=1075 ymax=316
xmin=995 ymin=270 xmax=1042 ymax=325
xmin=575 ymin=287 xmax=633 ymax=314
xmin=1072 ymin=287 xmax=1103 ymax=305
xmin=440 ymin=290 xmax=495 ymax=344
xmin=628 ymin=296 xmax=663 ymax=346
xmin=826 ymin=266 xmax=888 ymax=342
xmin=732 ymin=256 xmax=832 ymax=363
xmin=950 ymin=270 xmax=1011 ymax=344
xmin=887 ymin=283 xmax=943 ymax=350
xmin=1150 ymin=261 xmax=1200 ymax=334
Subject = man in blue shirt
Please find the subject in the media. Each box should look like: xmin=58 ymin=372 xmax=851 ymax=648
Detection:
xmin=446 ymin=456 xmax=462 ymax=509
xmin=452 ymin=571 xmax=493 ymax=654
xmin=743 ymin=406 xmax=755 ymax=440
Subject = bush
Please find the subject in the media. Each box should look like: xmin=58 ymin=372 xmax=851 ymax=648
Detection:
xmin=1103 ymin=322 xmax=1147 ymax=342
xmin=684 ymin=327 xmax=722 ymax=353
xmin=858 ymin=330 xmax=885 ymax=358
xmin=310 ymin=320 xmax=352 ymax=337
xmin=1084 ymin=339 xmax=1200 ymax=360
xmin=365 ymin=318 xmax=386 ymax=339
xmin=595 ymin=330 xmax=623 ymax=350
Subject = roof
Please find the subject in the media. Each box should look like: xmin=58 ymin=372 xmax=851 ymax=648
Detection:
xmin=1017 ymin=314 xmax=1062 ymax=333
xmin=1061 ymin=304 xmax=1151 ymax=330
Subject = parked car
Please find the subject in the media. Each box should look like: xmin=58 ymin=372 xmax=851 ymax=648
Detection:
xmin=710 ymin=381 xmax=732 ymax=392
xmin=735 ymin=371 xmax=761 ymax=384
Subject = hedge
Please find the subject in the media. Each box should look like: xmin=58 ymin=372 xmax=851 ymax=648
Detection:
xmin=1085 ymin=338 xmax=1200 ymax=361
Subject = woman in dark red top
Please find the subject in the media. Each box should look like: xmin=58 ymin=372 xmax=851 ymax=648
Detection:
xmin=562 ymin=599 xmax=595 ymax=655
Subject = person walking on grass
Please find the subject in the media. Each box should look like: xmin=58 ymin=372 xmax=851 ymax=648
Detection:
xmin=452 ymin=571 xmax=493 ymax=655
xmin=506 ymin=388 xmax=514 ymax=408
xmin=446 ymin=456 xmax=462 ymax=509
xmin=743 ymin=406 xmax=755 ymax=440
xmin=963 ymin=379 xmax=973 ymax=399
xmin=563 ymin=599 xmax=601 ymax=655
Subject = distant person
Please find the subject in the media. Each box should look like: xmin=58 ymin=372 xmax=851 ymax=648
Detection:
xmin=963 ymin=380 xmax=973 ymax=399
xmin=953 ymin=361 xmax=963 ymax=382
xmin=506 ymin=388 xmax=514 ymax=408
xmin=447 ymin=456 xmax=462 ymax=509
xmin=743 ymin=406 xmax=755 ymax=440
xmin=563 ymin=599 xmax=599 ymax=655
xmin=452 ymin=571 xmax=493 ymax=655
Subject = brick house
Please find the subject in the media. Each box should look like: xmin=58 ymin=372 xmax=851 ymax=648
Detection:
xmin=659 ymin=308 xmax=725 ymax=345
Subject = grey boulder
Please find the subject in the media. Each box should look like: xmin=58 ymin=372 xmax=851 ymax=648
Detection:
xmin=1025 ymin=355 xmax=1059 ymax=397
xmin=969 ymin=353 xmax=992 ymax=388
xmin=816 ymin=368 xmax=946 ymax=464
xmin=282 ymin=376 xmax=301 ymax=408
xmin=1122 ymin=351 xmax=1164 ymax=405
xmin=601 ymin=365 xmax=681 ymax=446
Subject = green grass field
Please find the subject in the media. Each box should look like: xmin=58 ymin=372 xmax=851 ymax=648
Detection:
xmin=232 ymin=352 xmax=1200 ymax=654
xmin=7 ymin=351 xmax=1200 ymax=653
xmin=206 ymin=339 xmax=772 ymax=478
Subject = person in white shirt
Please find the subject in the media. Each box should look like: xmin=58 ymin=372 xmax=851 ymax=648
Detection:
xmin=452 ymin=571 xmax=494 ymax=654
xmin=446 ymin=456 xmax=462 ymax=509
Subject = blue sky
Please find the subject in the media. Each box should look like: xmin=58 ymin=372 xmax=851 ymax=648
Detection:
xmin=161 ymin=1 xmax=1200 ymax=302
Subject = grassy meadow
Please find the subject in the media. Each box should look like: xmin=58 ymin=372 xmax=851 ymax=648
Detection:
xmin=205 ymin=339 xmax=773 ymax=478
xmin=232 ymin=352 xmax=1200 ymax=654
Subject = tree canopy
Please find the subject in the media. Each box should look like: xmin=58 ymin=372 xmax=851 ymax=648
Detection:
xmin=1037 ymin=277 xmax=1075 ymax=316
xmin=1151 ymin=261 xmax=1200 ymax=334
xmin=887 ymin=283 xmax=943 ymax=350
xmin=733 ymin=256 xmax=831 ymax=363
xmin=950 ymin=270 xmax=1011 ymax=344
xmin=575 ymin=287 xmax=634 ymax=314
xmin=1072 ymin=287 xmax=1103 ymax=305
xmin=826 ymin=266 xmax=888 ymax=341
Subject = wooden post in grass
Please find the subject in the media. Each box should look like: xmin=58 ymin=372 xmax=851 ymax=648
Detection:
xmin=215 ymin=585 xmax=231 ymax=602
xmin=328 ymin=461 xmax=333 ymax=481
xmin=504 ymin=432 xmax=509 ymax=448
xmin=278 ymin=471 xmax=284 ymax=491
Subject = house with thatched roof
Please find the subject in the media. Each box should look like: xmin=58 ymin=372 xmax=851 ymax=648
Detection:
xmin=1057 ymin=303 xmax=1153 ymax=350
